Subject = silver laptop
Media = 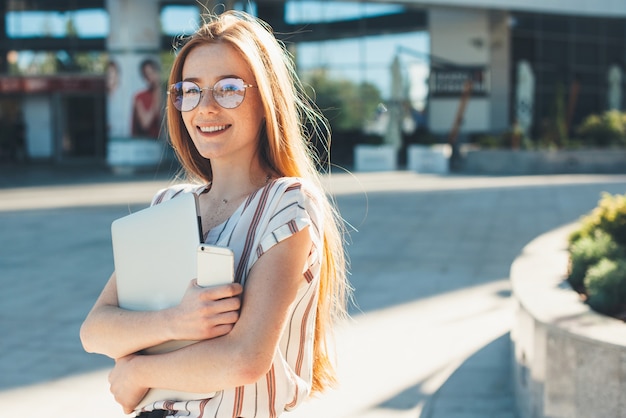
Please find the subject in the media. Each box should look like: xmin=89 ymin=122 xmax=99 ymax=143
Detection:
xmin=111 ymin=191 xmax=202 ymax=312
xmin=111 ymin=192 xmax=217 ymax=405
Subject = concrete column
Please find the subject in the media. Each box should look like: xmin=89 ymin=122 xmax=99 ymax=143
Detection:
xmin=488 ymin=10 xmax=511 ymax=132
xmin=0 ymin=1 xmax=7 ymax=74
xmin=106 ymin=0 xmax=164 ymax=171
xmin=428 ymin=7 xmax=511 ymax=135
xmin=106 ymin=0 xmax=162 ymax=140
xmin=23 ymin=96 xmax=53 ymax=158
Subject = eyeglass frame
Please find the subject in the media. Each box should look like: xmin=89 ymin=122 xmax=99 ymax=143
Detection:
xmin=167 ymin=77 xmax=256 ymax=111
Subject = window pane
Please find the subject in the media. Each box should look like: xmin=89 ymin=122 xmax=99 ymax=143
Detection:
xmin=72 ymin=10 xmax=108 ymax=38
xmin=297 ymin=29 xmax=428 ymax=135
xmin=6 ymin=9 xmax=107 ymax=38
xmin=286 ymin=0 xmax=403 ymax=24
xmin=161 ymin=5 xmax=199 ymax=36
xmin=298 ymin=32 xmax=428 ymax=101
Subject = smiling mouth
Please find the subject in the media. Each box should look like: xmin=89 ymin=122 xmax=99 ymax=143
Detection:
xmin=199 ymin=125 xmax=229 ymax=133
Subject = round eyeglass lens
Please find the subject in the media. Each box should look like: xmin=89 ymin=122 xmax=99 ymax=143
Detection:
xmin=170 ymin=81 xmax=201 ymax=112
xmin=213 ymin=78 xmax=246 ymax=109
xmin=169 ymin=78 xmax=248 ymax=111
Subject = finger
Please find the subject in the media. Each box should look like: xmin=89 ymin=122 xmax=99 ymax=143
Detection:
xmin=195 ymin=298 xmax=240 ymax=324
xmin=197 ymin=295 xmax=240 ymax=316
xmin=198 ymin=310 xmax=239 ymax=338
xmin=229 ymin=283 xmax=243 ymax=295
xmin=207 ymin=323 xmax=235 ymax=338
xmin=219 ymin=283 xmax=242 ymax=296
xmin=215 ymin=295 xmax=241 ymax=312
xmin=202 ymin=283 xmax=243 ymax=300
xmin=217 ymin=309 xmax=240 ymax=325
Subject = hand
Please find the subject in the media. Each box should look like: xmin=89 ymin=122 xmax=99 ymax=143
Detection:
xmin=166 ymin=281 xmax=243 ymax=341
xmin=109 ymin=354 xmax=148 ymax=414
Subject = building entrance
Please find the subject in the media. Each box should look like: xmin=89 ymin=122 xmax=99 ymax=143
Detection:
xmin=0 ymin=75 xmax=106 ymax=162
xmin=58 ymin=95 xmax=105 ymax=161
xmin=0 ymin=97 xmax=26 ymax=162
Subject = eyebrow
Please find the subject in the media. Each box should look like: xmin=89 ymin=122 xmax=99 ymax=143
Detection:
xmin=182 ymin=75 xmax=243 ymax=83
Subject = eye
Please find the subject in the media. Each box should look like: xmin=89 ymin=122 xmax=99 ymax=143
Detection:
xmin=182 ymin=82 xmax=201 ymax=96
xmin=216 ymin=78 xmax=244 ymax=96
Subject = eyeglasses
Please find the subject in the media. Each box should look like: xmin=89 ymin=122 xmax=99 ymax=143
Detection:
xmin=168 ymin=77 xmax=255 ymax=111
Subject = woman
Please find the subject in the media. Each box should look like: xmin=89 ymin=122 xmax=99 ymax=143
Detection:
xmin=131 ymin=58 xmax=163 ymax=139
xmin=80 ymin=10 xmax=349 ymax=418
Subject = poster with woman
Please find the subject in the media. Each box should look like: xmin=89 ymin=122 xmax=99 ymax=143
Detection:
xmin=131 ymin=58 xmax=163 ymax=139
xmin=106 ymin=59 xmax=130 ymax=138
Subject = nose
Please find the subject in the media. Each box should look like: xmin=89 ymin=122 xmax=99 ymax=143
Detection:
xmin=197 ymin=88 xmax=219 ymax=111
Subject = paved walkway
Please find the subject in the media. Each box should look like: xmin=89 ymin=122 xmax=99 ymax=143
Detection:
xmin=2 ymin=164 xmax=626 ymax=417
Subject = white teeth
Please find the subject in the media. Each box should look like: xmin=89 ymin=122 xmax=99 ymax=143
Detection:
xmin=199 ymin=125 xmax=227 ymax=133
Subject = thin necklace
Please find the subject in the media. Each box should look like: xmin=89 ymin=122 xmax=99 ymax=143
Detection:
xmin=216 ymin=174 xmax=272 ymax=205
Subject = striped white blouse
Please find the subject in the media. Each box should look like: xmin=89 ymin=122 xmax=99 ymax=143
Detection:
xmin=142 ymin=177 xmax=324 ymax=418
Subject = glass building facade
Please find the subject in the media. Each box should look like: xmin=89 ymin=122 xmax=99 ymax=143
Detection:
xmin=0 ymin=0 xmax=625 ymax=164
xmin=511 ymin=11 xmax=626 ymax=140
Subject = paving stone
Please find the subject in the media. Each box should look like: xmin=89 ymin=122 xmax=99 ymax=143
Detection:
xmin=2 ymin=167 xmax=626 ymax=417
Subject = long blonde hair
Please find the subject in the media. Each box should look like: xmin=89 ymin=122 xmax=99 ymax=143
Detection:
xmin=166 ymin=10 xmax=350 ymax=393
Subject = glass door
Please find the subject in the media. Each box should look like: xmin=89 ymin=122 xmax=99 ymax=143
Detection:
xmin=59 ymin=94 xmax=105 ymax=160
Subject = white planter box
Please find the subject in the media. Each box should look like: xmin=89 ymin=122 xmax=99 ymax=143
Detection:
xmin=354 ymin=144 xmax=397 ymax=172
xmin=463 ymin=149 xmax=626 ymax=175
xmin=407 ymin=144 xmax=451 ymax=174
xmin=511 ymin=224 xmax=626 ymax=418
xmin=107 ymin=138 xmax=163 ymax=173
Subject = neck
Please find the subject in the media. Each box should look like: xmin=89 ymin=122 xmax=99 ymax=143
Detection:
xmin=208 ymin=160 xmax=271 ymax=202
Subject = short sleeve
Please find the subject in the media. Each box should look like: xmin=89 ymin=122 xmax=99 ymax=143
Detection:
xmin=255 ymin=179 xmax=325 ymax=277
xmin=150 ymin=183 xmax=204 ymax=207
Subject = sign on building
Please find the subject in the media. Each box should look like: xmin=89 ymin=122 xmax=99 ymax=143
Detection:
xmin=429 ymin=66 xmax=490 ymax=97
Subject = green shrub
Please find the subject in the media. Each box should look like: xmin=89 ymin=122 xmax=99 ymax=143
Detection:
xmin=568 ymin=230 xmax=621 ymax=292
xmin=575 ymin=110 xmax=626 ymax=147
xmin=475 ymin=134 xmax=505 ymax=149
xmin=569 ymin=192 xmax=626 ymax=247
xmin=568 ymin=192 xmax=626 ymax=318
xmin=584 ymin=258 xmax=626 ymax=315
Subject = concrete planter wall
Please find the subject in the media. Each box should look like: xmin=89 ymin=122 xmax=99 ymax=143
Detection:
xmin=510 ymin=224 xmax=626 ymax=418
xmin=406 ymin=144 xmax=451 ymax=174
xmin=354 ymin=144 xmax=397 ymax=172
xmin=107 ymin=138 xmax=163 ymax=174
xmin=463 ymin=149 xmax=626 ymax=175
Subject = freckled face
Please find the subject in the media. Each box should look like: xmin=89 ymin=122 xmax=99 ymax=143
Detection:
xmin=180 ymin=43 xmax=265 ymax=162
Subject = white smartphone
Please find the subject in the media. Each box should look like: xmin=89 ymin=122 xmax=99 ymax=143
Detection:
xmin=197 ymin=244 xmax=235 ymax=287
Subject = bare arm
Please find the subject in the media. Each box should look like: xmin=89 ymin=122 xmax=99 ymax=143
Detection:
xmin=80 ymin=272 xmax=242 ymax=359
xmin=108 ymin=228 xmax=312 ymax=413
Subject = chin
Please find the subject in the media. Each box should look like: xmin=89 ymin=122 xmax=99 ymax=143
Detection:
xmin=193 ymin=142 xmax=221 ymax=160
